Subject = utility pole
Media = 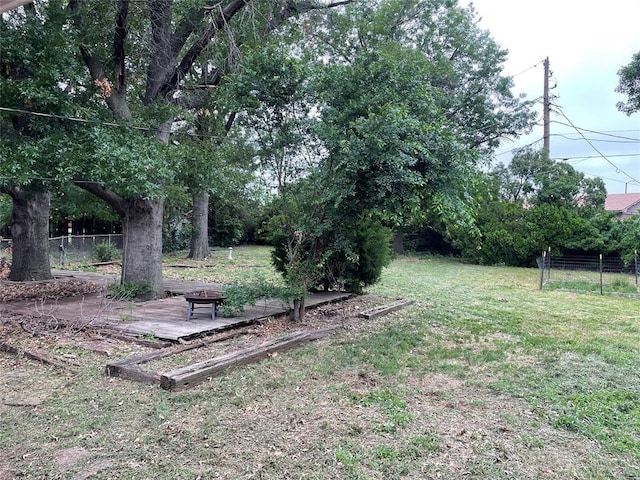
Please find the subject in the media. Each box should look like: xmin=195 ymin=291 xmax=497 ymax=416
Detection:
xmin=543 ymin=57 xmax=551 ymax=156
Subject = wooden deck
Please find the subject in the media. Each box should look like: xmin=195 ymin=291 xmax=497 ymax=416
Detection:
xmin=5 ymin=272 xmax=352 ymax=342
xmin=97 ymin=291 xmax=350 ymax=341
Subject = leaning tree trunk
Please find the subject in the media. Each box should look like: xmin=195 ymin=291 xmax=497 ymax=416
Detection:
xmin=121 ymin=198 xmax=164 ymax=300
xmin=188 ymin=191 xmax=210 ymax=259
xmin=8 ymin=189 xmax=52 ymax=281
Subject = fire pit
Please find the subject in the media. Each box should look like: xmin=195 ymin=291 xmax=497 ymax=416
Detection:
xmin=184 ymin=290 xmax=226 ymax=321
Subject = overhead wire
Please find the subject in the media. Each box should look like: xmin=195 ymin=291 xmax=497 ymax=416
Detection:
xmin=0 ymin=106 xmax=229 ymax=141
xmin=550 ymin=121 xmax=640 ymax=142
xmin=506 ymin=59 xmax=544 ymax=79
xmin=551 ymin=100 xmax=640 ymax=185
xmin=551 ymin=132 xmax=640 ymax=144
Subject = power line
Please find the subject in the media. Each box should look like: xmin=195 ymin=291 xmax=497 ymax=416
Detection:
xmin=507 ymin=59 xmax=544 ymax=79
xmin=551 ymin=101 xmax=640 ymax=185
xmin=492 ymin=136 xmax=544 ymax=158
xmin=555 ymin=153 xmax=640 ymax=161
xmin=550 ymin=121 xmax=640 ymax=142
xmin=0 ymin=106 xmax=228 ymax=141
xmin=552 ymin=133 xmax=640 ymax=144
xmin=0 ymin=106 xmax=158 ymax=133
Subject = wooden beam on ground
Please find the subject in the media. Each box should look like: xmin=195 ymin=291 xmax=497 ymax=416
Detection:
xmin=105 ymin=327 xmax=253 ymax=384
xmin=0 ymin=341 xmax=76 ymax=373
xmin=97 ymin=330 xmax=173 ymax=349
xmin=160 ymin=328 xmax=338 ymax=391
xmin=358 ymin=299 xmax=414 ymax=319
xmin=89 ymin=261 xmax=122 ymax=267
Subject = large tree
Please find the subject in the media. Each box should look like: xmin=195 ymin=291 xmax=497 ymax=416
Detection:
xmin=308 ymin=0 xmax=535 ymax=233
xmin=68 ymin=0 xmax=357 ymax=297
xmin=0 ymin=1 xmax=84 ymax=280
xmin=230 ymin=0 xmax=535 ymax=318
xmin=0 ymin=0 xmax=352 ymax=295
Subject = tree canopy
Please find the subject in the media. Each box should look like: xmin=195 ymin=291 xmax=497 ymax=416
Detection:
xmin=616 ymin=50 xmax=640 ymax=115
xmin=448 ymin=148 xmax=615 ymax=267
xmin=1 ymin=0 xmax=538 ymax=297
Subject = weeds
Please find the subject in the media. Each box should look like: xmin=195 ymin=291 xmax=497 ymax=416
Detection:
xmin=2 ymin=251 xmax=638 ymax=479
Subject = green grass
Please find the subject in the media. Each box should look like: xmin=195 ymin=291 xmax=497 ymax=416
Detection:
xmin=2 ymin=249 xmax=639 ymax=479
xmin=545 ymin=277 xmax=639 ymax=295
xmin=162 ymin=246 xmax=284 ymax=285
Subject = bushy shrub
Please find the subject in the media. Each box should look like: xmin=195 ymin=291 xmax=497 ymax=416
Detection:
xmin=94 ymin=242 xmax=121 ymax=262
xmin=107 ymin=280 xmax=152 ymax=300
xmin=269 ymin=214 xmax=392 ymax=294
xmin=321 ymin=217 xmax=393 ymax=293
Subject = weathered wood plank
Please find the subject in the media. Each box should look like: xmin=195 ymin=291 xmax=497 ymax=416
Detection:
xmin=358 ymin=299 xmax=414 ymax=319
xmin=96 ymin=330 xmax=173 ymax=349
xmin=0 ymin=341 xmax=76 ymax=372
xmin=108 ymin=365 xmax=161 ymax=384
xmin=160 ymin=328 xmax=338 ymax=391
xmin=105 ymin=328 xmax=253 ymax=383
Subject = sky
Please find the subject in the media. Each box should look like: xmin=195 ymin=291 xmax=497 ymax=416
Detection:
xmin=461 ymin=0 xmax=640 ymax=194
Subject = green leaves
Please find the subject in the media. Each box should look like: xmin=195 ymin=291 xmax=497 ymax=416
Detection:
xmin=315 ymin=44 xmax=475 ymax=225
xmin=492 ymin=147 xmax=607 ymax=209
xmin=81 ymin=127 xmax=176 ymax=199
xmin=616 ymin=50 xmax=640 ymax=115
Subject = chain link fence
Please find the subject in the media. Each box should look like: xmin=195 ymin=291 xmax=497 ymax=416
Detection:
xmin=0 ymin=234 xmax=123 ymax=265
xmin=538 ymin=251 xmax=639 ymax=296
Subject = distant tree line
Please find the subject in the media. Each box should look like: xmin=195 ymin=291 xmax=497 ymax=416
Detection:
xmin=404 ymin=147 xmax=640 ymax=267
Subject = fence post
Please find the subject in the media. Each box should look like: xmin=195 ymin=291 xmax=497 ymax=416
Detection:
xmin=599 ymin=253 xmax=603 ymax=295
xmin=539 ymin=250 xmax=546 ymax=290
xmin=635 ymin=250 xmax=638 ymax=291
xmin=546 ymin=247 xmax=551 ymax=284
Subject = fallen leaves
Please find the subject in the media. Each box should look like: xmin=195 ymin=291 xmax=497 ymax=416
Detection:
xmin=0 ymin=279 xmax=103 ymax=303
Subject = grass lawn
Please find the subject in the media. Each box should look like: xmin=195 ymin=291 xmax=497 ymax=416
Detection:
xmin=1 ymin=246 xmax=638 ymax=479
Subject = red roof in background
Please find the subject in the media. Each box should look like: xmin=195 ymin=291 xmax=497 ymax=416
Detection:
xmin=605 ymin=193 xmax=640 ymax=212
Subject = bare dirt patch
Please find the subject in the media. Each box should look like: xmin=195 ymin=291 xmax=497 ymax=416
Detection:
xmin=0 ymin=278 xmax=402 ymax=380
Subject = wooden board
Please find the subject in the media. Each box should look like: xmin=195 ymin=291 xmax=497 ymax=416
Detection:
xmin=105 ymin=328 xmax=254 ymax=384
xmin=0 ymin=341 xmax=76 ymax=372
xmin=160 ymin=328 xmax=337 ymax=391
xmin=358 ymin=299 xmax=414 ymax=319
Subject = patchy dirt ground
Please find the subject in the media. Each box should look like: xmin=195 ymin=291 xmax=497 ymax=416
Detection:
xmin=0 ymin=278 xmax=628 ymax=479
xmin=0 ymin=277 xmax=399 ymax=374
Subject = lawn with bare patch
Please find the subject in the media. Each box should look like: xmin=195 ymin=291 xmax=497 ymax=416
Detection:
xmin=1 ymin=247 xmax=638 ymax=479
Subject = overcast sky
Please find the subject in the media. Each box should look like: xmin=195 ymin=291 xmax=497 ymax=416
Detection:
xmin=462 ymin=0 xmax=640 ymax=194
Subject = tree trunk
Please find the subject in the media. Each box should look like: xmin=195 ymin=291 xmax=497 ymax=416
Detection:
xmin=8 ymin=189 xmax=52 ymax=281
xmin=188 ymin=191 xmax=210 ymax=259
xmin=289 ymin=295 xmax=306 ymax=323
xmin=121 ymin=198 xmax=164 ymax=300
xmin=392 ymin=231 xmax=405 ymax=254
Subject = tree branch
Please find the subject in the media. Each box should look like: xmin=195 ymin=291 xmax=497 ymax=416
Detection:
xmin=165 ymin=0 xmax=253 ymax=100
xmin=69 ymin=0 xmax=133 ymax=120
xmin=144 ymin=0 xmax=177 ymax=104
xmin=0 ymin=185 xmax=20 ymax=199
xmin=113 ymin=0 xmax=129 ymax=92
xmin=159 ymin=0 xmax=354 ymax=102
xmin=74 ymin=181 xmax=128 ymax=216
